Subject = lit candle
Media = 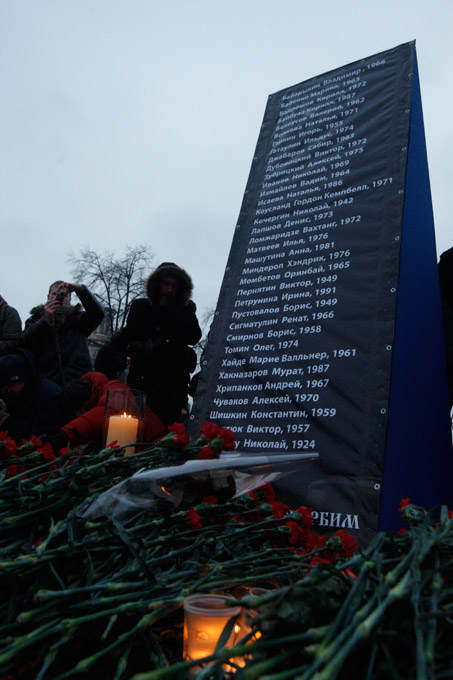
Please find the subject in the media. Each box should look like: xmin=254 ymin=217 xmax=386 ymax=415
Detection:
xmin=183 ymin=595 xmax=241 ymax=673
xmin=106 ymin=412 xmax=139 ymax=455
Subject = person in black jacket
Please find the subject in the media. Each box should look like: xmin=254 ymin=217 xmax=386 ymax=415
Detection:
xmin=111 ymin=263 xmax=201 ymax=425
xmin=0 ymin=294 xmax=22 ymax=356
xmin=438 ymin=247 xmax=453 ymax=407
xmin=22 ymin=281 xmax=104 ymax=387
xmin=0 ymin=348 xmax=65 ymax=442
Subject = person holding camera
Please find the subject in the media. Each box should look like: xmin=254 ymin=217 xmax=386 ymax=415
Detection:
xmin=22 ymin=281 xmax=104 ymax=387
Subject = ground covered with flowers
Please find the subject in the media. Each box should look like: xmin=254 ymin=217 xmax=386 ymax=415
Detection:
xmin=1 ymin=425 xmax=453 ymax=679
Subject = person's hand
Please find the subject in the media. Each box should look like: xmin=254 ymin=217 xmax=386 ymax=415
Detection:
xmin=0 ymin=399 xmax=9 ymax=426
xmin=64 ymin=282 xmax=85 ymax=295
xmin=44 ymin=292 xmax=63 ymax=323
xmin=126 ymin=341 xmax=148 ymax=358
xmin=40 ymin=431 xmax=68 ymax=452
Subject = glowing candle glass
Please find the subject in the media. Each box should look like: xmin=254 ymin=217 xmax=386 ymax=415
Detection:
xmin=106 ymin=412 xmax=139 ymax=455
xmin=183 ymin=595 xmax=241 ymax=672
xmin=103 ymin=388 xmax=146 ymax=455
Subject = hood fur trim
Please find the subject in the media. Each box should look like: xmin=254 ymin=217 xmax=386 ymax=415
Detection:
xmin=145 ymin=263 xmax=193 ymax=305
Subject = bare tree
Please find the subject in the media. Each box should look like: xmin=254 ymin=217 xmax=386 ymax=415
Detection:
xmin=193 ymin=306 xmax=216 ymax=360
xmin=67 ymin=245 xmax=154 ymax=335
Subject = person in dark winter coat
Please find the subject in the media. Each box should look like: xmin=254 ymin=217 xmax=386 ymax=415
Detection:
xmin=0 ymin=348 xmax=65 ymax=442
xmin=43 ymin=371 xmax=166 ymax=452
xmin=0 ymin=294 xmax=22 ymax=356
xmin=111 ymin=263 xmax=201 ymax=425
xmin=438 ymin=247 xmax=453 ymax=407
xmin=22 ymin=281 xmax=104 ymax=387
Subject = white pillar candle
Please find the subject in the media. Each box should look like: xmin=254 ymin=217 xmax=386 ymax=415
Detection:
xmin=106 ymin=413 xmax=139 ymax=455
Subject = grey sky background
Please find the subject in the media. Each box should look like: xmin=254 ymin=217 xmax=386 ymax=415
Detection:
xmin=1 ymin=0 xmax=452 ymax=327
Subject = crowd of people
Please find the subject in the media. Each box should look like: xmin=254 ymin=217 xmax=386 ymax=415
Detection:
xmin=2 ymin=250 xmax=452 ymax=450
xmin=0 ymin=262 xmax=201 ymax=450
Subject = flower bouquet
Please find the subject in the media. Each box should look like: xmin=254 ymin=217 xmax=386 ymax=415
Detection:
xmin=82 ymin=422 xmax=319 ymax=519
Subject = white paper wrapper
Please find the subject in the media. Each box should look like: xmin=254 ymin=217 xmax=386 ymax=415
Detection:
xmin=81 ymin=452 xmax=319 ymax=519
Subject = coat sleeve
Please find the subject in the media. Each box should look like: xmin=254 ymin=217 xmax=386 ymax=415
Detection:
xmin=60 ymin=405 xmax=106 ymax=446
xmin=0 ymin=307 xmax=22 ymax=356
xmin=77 ymin=286 xmax=105 ymax=336
xmin=155 ymin=300 xmax=202 ymax=345
xmin=143 ymin=406 xmax=166 ymax=442
xmin=21 ymin=312 xmax=53 ymax=355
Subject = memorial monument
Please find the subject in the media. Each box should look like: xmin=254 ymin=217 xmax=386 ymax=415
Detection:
xmin=190 ymin=42 xmax=453 ymax=544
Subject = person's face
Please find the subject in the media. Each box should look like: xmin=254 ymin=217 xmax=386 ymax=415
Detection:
xmin=6 ymin=382 xmax=25 ymax=395
xmin=50 ymin=285 xmax=71 ymax=306
xmin=159 ymin=276 xmax=179 ymax=297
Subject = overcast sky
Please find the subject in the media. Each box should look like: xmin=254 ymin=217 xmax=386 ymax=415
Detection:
xmin=1 ymin=0 xmax=452 ymax=327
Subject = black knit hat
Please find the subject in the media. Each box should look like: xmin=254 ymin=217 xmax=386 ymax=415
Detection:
xmin=0 ymin=354 xmax=26 ymax=386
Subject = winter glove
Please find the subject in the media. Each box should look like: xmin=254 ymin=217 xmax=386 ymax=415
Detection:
xmin=127 ymin=339 xmax=163 ymax=358
xmin=40 ymin=431 xmax=69 ymax=453
xmin=126 ymin=341 xmax=148 ymax=358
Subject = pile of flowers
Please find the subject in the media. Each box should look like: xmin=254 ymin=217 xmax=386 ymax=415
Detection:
xmin=156 ymin=421 xmax=236 ymax=460
xmin=0 ymin=421 xmax=364 ymax=679
xmin=0 ymin=431 xmax=64 ymax=480
xmin=184 ymin=481 xmax=358 ymax=566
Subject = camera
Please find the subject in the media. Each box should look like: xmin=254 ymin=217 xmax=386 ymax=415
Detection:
xmin=56 ymin=290 xmax=66 ymax=301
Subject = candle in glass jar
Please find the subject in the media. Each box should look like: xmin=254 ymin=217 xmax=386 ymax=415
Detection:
xmin=106 ymin=412 xmax=139 ymax=455
xmin=183 ymin=595 xmax=241 ymax=670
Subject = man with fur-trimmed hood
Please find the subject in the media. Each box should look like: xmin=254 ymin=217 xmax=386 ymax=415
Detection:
xmin=111 ymin=263 xmax=201 ymax=426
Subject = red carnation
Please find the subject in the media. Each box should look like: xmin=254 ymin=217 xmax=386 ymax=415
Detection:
xmin=294 ymin=505 xmax=314 ymax=531
xmin=198 ymin=423 xmax=236 ymax=451
xmin=198 ymin=422 xmax=219 ymax=440
xmin=270 ymin=501 xmax=290 ymax=519
xmin=285 ymin=520 xmax=306 ymax=546
xmin=330 ymin=529 xmax=358 ymax=558
xmin=168 ymin=422 xmax=190 ymax=449
xmin=395 ymin=528 xmax=407 ymax=537
xmin=6 ymin=465 xmax=18 ymax=478
xmin=0 ymin=432 xmax=17 ymax=457
xmin=186 ymin=507 xmax=203 ymax=529
xmin=198 ymin=447 xmax=219 ymax=460
xmin=216 ymin=426 xmax=236 ymax=451
xmin=304 ymin=532 xmax=327 ymax=552
xmin=42 ymin=448 xmax=57 ymax=463
xmin=309 ymin=554 xmax=331 ymax=569
xmin=248 ymin=483 xmax=276 ymax=503
xmin=201 ymin=496 xmax=218 ymax=505
xmin=30 ymin=435 xmax=43 ymax=450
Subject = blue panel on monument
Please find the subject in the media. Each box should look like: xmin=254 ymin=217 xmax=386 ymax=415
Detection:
xmin=190 ymin=42 xmax=453 ymax=545
xmin=378 ymin=55 xmax=453 ymax=534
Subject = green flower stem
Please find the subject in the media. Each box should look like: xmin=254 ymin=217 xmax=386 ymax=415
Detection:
xmin=129 ymin=631 xmax=326 ymax=680
xmin=300 ymin=568 xmax=413 ymax=680
xmin=69 ymin=605 xmax=177 ymax=675
xmin=0 ymin=619 xmax=64 ymax=667
xmin=424 ymin=555 xmax=441 ymax=670
xmin=35 ymin=580 xmax=152 ymax=601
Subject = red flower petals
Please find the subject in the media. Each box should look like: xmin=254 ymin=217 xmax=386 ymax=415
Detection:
xmin=198 ymin=423 xmax=236 ymax=451
xmin=167 ymin=423 xmax=190 ymax=449
xmin=186 ymin=507 xmax=203 ymax=529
